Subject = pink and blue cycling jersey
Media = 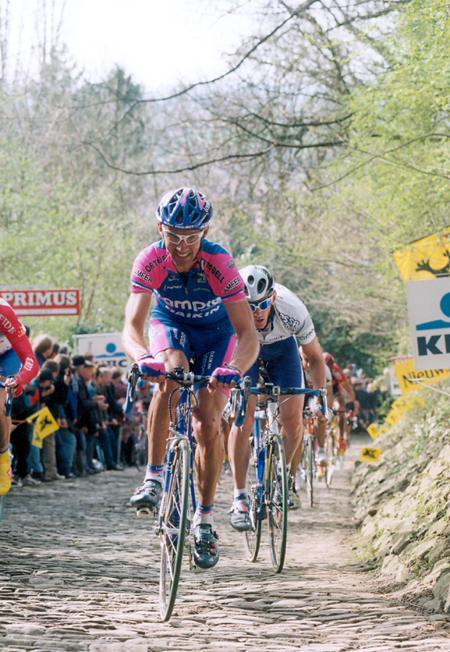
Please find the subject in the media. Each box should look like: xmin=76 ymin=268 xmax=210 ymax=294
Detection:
xmin=130 ymin=239 xmax=246 ymax=325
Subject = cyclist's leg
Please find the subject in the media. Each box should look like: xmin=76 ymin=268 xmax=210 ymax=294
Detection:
xmin=263 ymin=337 xmax=305 ymax=465
xmin=228 ymin=393 xmax=257 ymax=530
xmin=228 ymin=394 xmax=257 ymax=490
xmin=192 ymin=387 xmax=228 ymax=512
xmin=130 ymin=315 xmax=191 ymax=512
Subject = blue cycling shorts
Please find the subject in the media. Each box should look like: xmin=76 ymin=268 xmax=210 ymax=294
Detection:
xmin=246 ymin=336 xmax=305 ymax=389
xmin=0 ymin=348 xmax=21 ymax=378
xmin=148 ymin=308 xmax=236 ymax=391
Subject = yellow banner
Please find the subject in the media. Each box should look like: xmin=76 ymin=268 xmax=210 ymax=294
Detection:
xmin=392 ymin=356 xmax=450 ymax=394
xmin=27 ymin=407 xmax=59 ymax=448
xmin=359 ymin=447 xmax=381 ymax=464
xmin=393 ymin=227 xmax=450 ymax=282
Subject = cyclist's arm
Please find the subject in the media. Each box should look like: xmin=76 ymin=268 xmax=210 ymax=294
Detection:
xmin=223 ymin=298 xmax=259 ymax=375
xmin=341 ymin=379 xmax=355 ymax=403
xmin=0 ymin=303 xmax=39 ymax=387
xmin=122 ymin=292 xmax=153 ymax=362
xmin=301 ymin=336 xmax=326 ymax=389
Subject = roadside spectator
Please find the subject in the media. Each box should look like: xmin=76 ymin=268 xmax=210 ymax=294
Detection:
xmin=45 ymin=356 xmax=77 ymax=478
xmin=32 ymin=334 xmax=54 ymax=367
xmin=40 ymin=359 xmax=64 ymax=481
xmin=71 ymin=355 xmax=107 ymax=474
xmin=353 ymin=379 xmax=373 ymax=430
xmin=26 ymin=367 xmax=55 ymax=480
xmin=49 ymin=342 xmax=60 ymax=359
xmin=92 ymin=367 xmax=123 ymax=470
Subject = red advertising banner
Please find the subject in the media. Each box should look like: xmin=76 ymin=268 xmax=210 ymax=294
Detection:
xmin=0 ymin=289 xmax=80 ymax=316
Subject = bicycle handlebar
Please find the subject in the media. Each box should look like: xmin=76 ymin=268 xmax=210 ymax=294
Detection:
xmin=251 ymin=385 xmax=328 ymax=414
xmin=0 ymin=379 xmax=14 ymax=417
xmin=124 ymin=363 xmax=251 ymax=423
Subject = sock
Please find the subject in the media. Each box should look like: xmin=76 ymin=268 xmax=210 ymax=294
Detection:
xmin=193 ymin=503 xmax=213 ymax=526
xmin=233 ymin=488 xmax=248 ymax=501
xmin=144 ymin=464 xmax=164 ymax=484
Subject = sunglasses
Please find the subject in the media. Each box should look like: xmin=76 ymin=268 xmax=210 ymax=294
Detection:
xmin=249 ymin=297 xmax=272 ymax=312
xmin=162 ymin=227 xmax=205 ymax=246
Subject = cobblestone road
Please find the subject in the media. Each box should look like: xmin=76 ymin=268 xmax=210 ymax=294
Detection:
xmin=1 ymin=436 xmax=450 ymax=652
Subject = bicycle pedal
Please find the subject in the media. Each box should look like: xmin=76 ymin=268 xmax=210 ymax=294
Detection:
xmin=136 ymin=505 xmax=156 ymax=518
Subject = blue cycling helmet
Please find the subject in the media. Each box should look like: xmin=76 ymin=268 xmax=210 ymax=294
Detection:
xmin=156 ymin=188 xmax=213 ymax=230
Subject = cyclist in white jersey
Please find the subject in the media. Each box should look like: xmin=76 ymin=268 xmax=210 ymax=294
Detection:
xmin=228 ymin=265 xmax=327 ymax=531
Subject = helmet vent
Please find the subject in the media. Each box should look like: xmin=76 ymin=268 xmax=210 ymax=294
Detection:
xmin=257 ymin=279 xmax=267 ymax=294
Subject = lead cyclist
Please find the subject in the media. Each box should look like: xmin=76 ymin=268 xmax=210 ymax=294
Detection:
xmin=121 ymin=188 xmax=259 ymax=570
xmin=227 ymin=265 xmax=327 ymax=531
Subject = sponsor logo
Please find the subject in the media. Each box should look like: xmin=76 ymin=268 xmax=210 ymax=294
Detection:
xmin=144 ymin=254 xmax=169 ymax=273
xmin=278 ymin=312 xmax=302 ymax=332
xmin=0 ymin=315 xmax=16 ymax=335
xmin=202 ymin=259 xmax=225 ymax=283
xmin=415 ymin=291 xmax=450 ymax=358
xmin=133 ymin=268 xmax=152 ymax=284
xmin=223 ymin=276 xmax=241 ymax=294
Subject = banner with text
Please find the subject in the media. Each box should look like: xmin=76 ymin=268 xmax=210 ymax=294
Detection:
xmin=392 ymin=356 xmax=450 ymax=393
xmin=405 ymin=277 xmax=450 ymax=371
xmin=0 ymin=289 xmax=80 ymax=316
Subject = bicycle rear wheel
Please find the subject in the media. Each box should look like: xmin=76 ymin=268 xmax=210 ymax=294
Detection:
xmin=243 ymin=446 xmax=262 ymax=562
xmin=303 ymin=437 xmax=314 ymax=507
xmin=159 ymin=437 xmax=190 ymax=622
xmin=267 ymin=433 xmax=288 ymax=573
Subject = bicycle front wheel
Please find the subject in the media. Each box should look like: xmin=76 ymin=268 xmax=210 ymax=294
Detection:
xmin=159 ymin=437 xmax=190 ymax=622
xmin=266 ymin=433 xmax=288 ymax=573
xmin=243 ymin=447 xmax=262 ymax=562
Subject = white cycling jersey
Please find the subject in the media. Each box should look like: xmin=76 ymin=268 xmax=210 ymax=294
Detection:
xmin=256 ymin=283 xmax=316 ymax=346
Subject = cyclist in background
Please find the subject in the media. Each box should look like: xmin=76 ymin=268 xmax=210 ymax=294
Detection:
xmin=227 ymin=265 xmax=327 ymax=531
xmin=0 ymin=298 xmax=39 ymax=496
xmin=289 ymin=347 xmax=334 ymax=483
xmin=122 ymin=188 xmax=259 ymax=570
xmin=323 ymin=352 xmax=356 ymax=446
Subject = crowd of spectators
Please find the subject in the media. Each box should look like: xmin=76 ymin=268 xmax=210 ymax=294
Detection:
xmin=8 ymin=333 xmax=137 ymax=488
xmin=343 ymin=363 xmax=391 ymax=430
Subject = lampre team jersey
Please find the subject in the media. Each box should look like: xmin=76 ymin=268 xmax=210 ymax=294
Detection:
xmin=130 ymin=239 xmax=246 ymax=325
xmin=257 ymin=283 xmax=316 ymax=346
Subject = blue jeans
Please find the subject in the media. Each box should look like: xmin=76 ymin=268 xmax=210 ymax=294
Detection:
xmin=55 ymin=428 xmax=77 ymax=476
xmin=27 ymin=443 xmax=44 ymax=475
xmin=97 ymin=429 xmax=116 ymax=468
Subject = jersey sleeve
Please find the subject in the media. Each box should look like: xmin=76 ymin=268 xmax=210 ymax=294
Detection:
xmin=130 ymin=243 xmax=169 ymax=294
xmin=0 ymin=302 xmax=39 ymax=384
xmin=274 ymin=285 xmax=316 ymax=344
xmin=200 ymin=244 xmax=246 ymax=303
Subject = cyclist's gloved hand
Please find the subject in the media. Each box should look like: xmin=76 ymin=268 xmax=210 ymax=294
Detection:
xmin=210 ymin=364 xmax=243 ymax=389
xmin=346 ymin=401 xmax=355 ymax=412
xmin=5 ymin=373 xmax=24 ymax=398
xmin=312 ymin=401 xmax=328 ymax=422
xmin=136 ymin=354 xmax=166 ymax=381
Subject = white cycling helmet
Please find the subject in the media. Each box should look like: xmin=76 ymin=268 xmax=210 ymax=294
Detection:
xmin=240 ymin=265 xmax=274 ymax=302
